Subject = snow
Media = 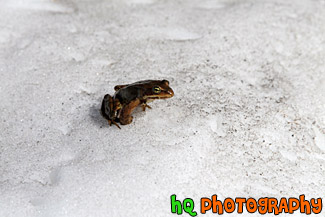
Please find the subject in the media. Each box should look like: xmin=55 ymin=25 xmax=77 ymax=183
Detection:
xmin=313 ymin=126 xmax=325 ymax=152
xmin=1 ymin=0 xmax=325 ymax=216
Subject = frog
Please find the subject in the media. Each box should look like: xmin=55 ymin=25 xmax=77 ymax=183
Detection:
xmin=101 ymin=79 xmax=174 ymax=129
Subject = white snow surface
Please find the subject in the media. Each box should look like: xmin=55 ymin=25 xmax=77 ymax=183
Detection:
xmin=1 ymin=0 xmax=325 ymax=216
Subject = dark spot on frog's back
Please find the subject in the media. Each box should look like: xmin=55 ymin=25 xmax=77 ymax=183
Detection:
xmin=115 ymin=86 xmax=141 ymax=104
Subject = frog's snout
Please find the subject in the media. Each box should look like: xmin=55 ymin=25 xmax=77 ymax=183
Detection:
xmin=168 ymin=88 xmax=174 ymax=97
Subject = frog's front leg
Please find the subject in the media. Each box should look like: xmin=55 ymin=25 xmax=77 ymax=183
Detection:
xmin=119 ymin=98 xmax=141 ymax=125
xmin=141 ymin=100 xmax=152 ymax=111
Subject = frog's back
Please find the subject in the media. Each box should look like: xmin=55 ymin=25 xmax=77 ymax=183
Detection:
xmin=115 ymin=86 xmax=141 ymax=105
xmin=121 ymin=80 xmax=164 ymax=87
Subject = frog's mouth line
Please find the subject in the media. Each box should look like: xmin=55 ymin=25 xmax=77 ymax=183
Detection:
xmin=145 ymin=94 xmax=173 ymax=99
xmin=144 ymin=89 xmax=174 ymax=99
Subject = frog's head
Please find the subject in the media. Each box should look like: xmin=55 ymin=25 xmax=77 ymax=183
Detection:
xmin=143 ymin=80 xmax=174 ymax=100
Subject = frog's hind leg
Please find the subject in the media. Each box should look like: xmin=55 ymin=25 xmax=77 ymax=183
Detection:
xmin=119 ymin=99 xmax=141 ymax=125
xmin=101 ymin=94 xmax=113 ymax=120
xmin=101 ymin=94 xmax=121 ymax=129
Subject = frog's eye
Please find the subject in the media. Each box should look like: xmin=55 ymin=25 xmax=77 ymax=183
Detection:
xmin=153 ymin=86 xmax=161 ymax=93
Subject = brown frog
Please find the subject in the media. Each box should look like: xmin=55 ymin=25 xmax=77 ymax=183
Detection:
xmin=101 ymin=80 xmax=174 ymax=129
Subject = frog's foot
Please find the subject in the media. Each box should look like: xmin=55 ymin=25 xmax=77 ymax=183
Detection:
xmin=141 ymin=103 xmax=152 ymax=111
xmin=108 ymin=119 xmax=121 ymax=129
